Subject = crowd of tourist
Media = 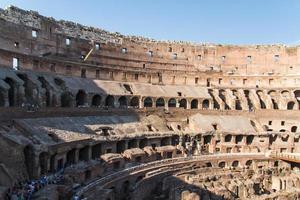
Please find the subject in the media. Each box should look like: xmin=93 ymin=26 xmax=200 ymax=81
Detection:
xmin=5 ymin=170 xmax=64 ymax=200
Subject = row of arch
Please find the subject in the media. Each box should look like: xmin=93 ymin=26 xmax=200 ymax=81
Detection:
xmin=64 ymin=89 xmax=211 ymax=109
xmin=3 ymin=73 xmax=300 ymax=111
xmin=209 ymin=89 xmax=300 ymax=111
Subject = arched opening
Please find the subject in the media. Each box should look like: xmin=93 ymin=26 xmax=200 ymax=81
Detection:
xmin=246 ymin=135 xmax=254 ymax=145
xmin=235 ymin=135 xmax=243 ymax=144
xmin=225 ymin=135 xmax=232 ymax=142
xmin=202 ymin=99 xmax=209 ymax=109
xmin=144 ymin=97 xmax=153 ymax=107
xmin=105 ymin=95 xmax=115 ymax=107
xmin=291 ymin=126 xmax=297 ymax=133
xmin=204 ymin=135 xmax=212 ymax=145
xmin=130 ymin=97 xmax=139 ymax=108
xmin=91 ymin=95 xmax=101 ymax=107
xmin=179 ymin=99 xmax=187 ymax=109
xmin=4 ymin=78 xmax=16 ymax=107
xmin=156 ymin=97 xmax=165 ymax=107
xmin=168 ymin=98 xmax=177 ymax=108
xmin=232 ymin=160 xmax=239 ymax=168
xmin=118 ymin=96 xmax=127 ymax=108
xmin=218 ymin=161 xmax=226 ymax=168
xmin=76 ymin=90 xmax=87 ymax=107
xmin=287 ymin=101 xmax=295 ymax=110
xmin=191 ymin=99 xmax=198 ymax=109
xmin=60 ymin=92 xmax=72 ymax=107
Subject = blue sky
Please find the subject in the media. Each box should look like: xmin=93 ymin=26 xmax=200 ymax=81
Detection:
xmin=0 ymin=0 xmax=300 ymax=45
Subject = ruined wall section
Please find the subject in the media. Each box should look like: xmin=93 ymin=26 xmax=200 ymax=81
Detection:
xmin=1 ymin=6 xmax=300 ymax=88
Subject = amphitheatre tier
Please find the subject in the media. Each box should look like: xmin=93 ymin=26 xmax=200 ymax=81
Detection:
xmin=0 ymin=5 xmax=300 ymax=200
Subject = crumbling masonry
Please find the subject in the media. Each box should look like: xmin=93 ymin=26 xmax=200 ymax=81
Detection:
xmin=0 ymin=6 xmax=300 ymax=200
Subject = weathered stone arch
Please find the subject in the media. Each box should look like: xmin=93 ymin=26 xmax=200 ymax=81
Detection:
xmin=218 ymin=161 xmax=226 ymax=168
xmin=91 ymin=94 xmax=102 ymax=107
xmin=144 ymin=97 xmax=153 ymax=107
xmin=245 ymin=160 xmax=252 ymax=167
xmin=246 ymin=135 xmax=254 ymax=145
xmin=105 ymin=95 xmax=115 ymax=107
xmin=118 ymin=96 xmax=128 ymax=108
xmin=168 ymin=98 xmax=176 ymax=108
xmin=232 ymin=160 xmax=239 ymax=168
xmin=225 ymin=134 xmax=232 ymax=142
xmin=76 ymin=90 xmax=87 ymax=107
xmin=179 ymin=99 xmax=187 ymax=109
xmin=156 ymin=97 xmax=165 ymax=107
xmin=287 ymin=101 xmax=295 ymax=110
xmin=191 ymin=99 xmax=198 ymax=109
xmin=130 ymin=96 xmax=139 ymax=108
xmin=202 ymin=99 xmax=210 ymax=109
xmin=291 ymin=126 xmax=297 ymax=133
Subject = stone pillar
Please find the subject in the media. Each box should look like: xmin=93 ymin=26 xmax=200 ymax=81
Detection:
xmin=176 ymin=99 xmax=180 ymax=108
xmin=164 ymin=99 xmax=169 ymax=110
xmin=152 ymin=97 xmax=155 ymax=108
xmin=186 ymin=100 xmax=190 ymax=109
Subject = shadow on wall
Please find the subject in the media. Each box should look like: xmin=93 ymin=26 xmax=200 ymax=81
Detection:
xmin=0 ymin=68 xmax=139 ymax=110
xmin=0 ymin=67 xmax=142 ymax=135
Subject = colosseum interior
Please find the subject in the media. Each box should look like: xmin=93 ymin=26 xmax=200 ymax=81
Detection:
xmin=0 ymin=5 xmax=300 ymax=200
